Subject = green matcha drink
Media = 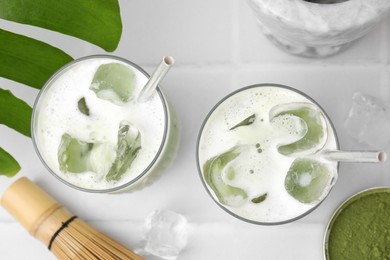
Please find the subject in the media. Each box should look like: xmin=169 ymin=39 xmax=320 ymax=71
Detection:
xmin=197 ymin=84 xmax=339 ymax=224
xmin=325 ymin=188 xmax=390 ymax=259
xmin=32 ymin=55 xmax=178 ymax=192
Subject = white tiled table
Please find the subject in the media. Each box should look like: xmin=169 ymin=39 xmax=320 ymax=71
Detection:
xmin=1 ymin=1 xmax=389 ymax=259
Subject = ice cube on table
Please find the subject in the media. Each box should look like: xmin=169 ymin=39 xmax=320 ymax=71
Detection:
xmin=284 ymin=158 xmax=332 ymax=204
xmin=203 ymin=146 xmax=248 ymax=207
xmin=344 ymin=92 xmax=390 ymax=148
xmin=90 ymin=63 xmax=136 ymax=105
xmin=58 ymin=133 xmax=114 ymax=175
xmin=270 ymin=102 xmax=327 ymax=156
xmin=105 ymin=121 xmax=141 ymax=182
xmin=137 ymin=210 xmax=188 ymax=260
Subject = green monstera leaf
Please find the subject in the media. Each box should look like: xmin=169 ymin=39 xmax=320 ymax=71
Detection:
xmin=0 ymin=29 xmax=73 ymax=89
xmin=0 ymin=88 xmax=32 ymax=176
xmin=0 ymin=147 xmax=21 ymax=177
xmin=0 ymin=0 xmax=122 ymax=52
xmin=0 ymin=88 xmax=32 ymax=137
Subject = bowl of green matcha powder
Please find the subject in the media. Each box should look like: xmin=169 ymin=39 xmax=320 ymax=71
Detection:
xmin=324 ymin=187 xmax=390 ymax=260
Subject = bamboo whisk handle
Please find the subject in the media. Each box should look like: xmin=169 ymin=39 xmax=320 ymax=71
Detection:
xmin=1 ymin=177 xmax=143 ymax=260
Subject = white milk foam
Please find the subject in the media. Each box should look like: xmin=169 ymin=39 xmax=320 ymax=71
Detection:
xmin=198 ymin=86 xmax=338 ymax=223
xmin=34 ymin=58 xmax=165 ymax=190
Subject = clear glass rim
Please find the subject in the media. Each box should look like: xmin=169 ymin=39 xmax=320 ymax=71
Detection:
xmin=31 ymin=54 xmax=169 ymax=193
xmin=323 ymin=186 xmax=390 ymax=259
xmin=196 ymin=83 xmax=340 ymax=225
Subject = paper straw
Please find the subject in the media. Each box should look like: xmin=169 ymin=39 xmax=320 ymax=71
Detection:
xmin=138 ymin=56 xmax=174 ymax=102
xmin=322 ymin=150 xmax=387 ymax=163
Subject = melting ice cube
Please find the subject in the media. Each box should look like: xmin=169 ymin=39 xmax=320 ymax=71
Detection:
xmin=203 ymin=146 xmax=248 ymax=207
xmin=137 ymin=210 xmax=188 ymax=260
xmin=284 ymin=158 xmax=332 ymax=203
xmin=58 ymin=133 xmax=114 ymax=175
xmin=90 ymin=63 xmax=136 ymax=104
xmin=58 ymin=133 xmax=93 ymax=173
xmin=270 ymin=102 xmax=327 ymax=156
xmin=344 ymin=92 xmax=390 ymax=147
xmin=105 ymin=121 xmax=142 ymax=182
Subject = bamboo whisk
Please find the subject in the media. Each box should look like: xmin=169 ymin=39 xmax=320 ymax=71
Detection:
xmin=0 ymin=177 xmax=143 ymax=260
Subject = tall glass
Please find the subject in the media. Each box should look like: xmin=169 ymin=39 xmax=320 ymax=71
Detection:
xmin=32 ymin=55 xmax=179 ymax=193
xmin=197 ymin=84 xmax=339 ymax=225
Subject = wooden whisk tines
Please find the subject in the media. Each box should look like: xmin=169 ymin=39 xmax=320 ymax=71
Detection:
xmin=0 ymin=177 xmax=142 ymax=260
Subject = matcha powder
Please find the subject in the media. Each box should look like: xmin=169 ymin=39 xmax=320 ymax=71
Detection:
xmin=327 ymin=191 xmax=390 ymax=260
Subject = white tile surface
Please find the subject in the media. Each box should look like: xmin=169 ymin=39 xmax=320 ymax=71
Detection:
xmin=1 ymin=0 xmax=390 ymax=259
xmin=386 ymin=21 xmax=390 ymax=64
xmin=0 ymin=220 xmax=325 ymax=260
xmin=117 ymin=0 xmax=235 ymax=65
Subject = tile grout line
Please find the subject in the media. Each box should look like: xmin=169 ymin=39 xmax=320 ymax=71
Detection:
xmin=231 ymin=0 xmax=241 ymax=89
xmin=384 ymin=17 xmax=390 ymax=66
xmin=379 ymin=22 xmax=387 ymax=66
xmin=382 ymin=19 xmax=390 ymax=184
xmin=145 ymin=62 xmax=387 ymax=72
xmin=378 ymin=18 xmax=390 ymax=184
xmin=381 ymin=19 xmax=390 ymax=101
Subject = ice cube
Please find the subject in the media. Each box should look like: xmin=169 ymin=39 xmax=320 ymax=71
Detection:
xmin=105 ymin=121 xmax=141 ymax=182
xmin=344 ymin=92 xmax=390 ymax=147
xmin=203 ymin=146 xmax=248 ymax=207
xmin=58 ymin=133 xmax=114 ymax=175
xmin=284 ymin=158 xmax=331 ymax=203
xmin=58 ymin=133 xmax=93 ymax=173
xmin=90 ymin=63 xmax=136 ymax=104
xmin=137 ymin=210 xmax=188 ymax=260
xmin=270 ymin=102 xmax=327 ymax=156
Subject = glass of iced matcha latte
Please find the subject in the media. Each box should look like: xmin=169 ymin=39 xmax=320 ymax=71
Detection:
xmin=32 ymin=55 xmax=179 ymax=193
xmin=197 ymin=84 xmax=385 ymax=225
